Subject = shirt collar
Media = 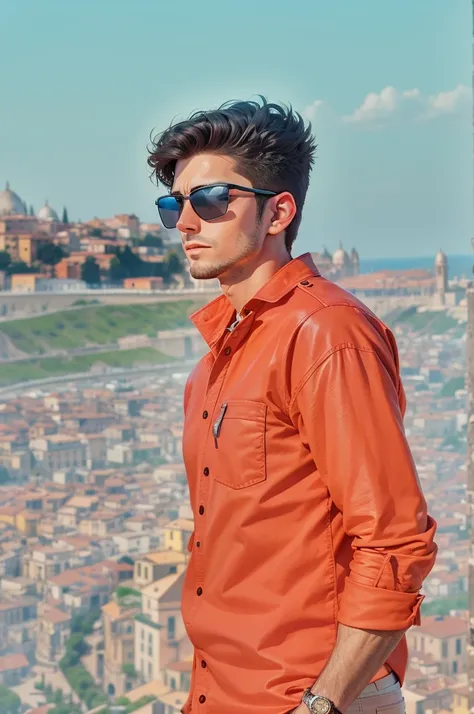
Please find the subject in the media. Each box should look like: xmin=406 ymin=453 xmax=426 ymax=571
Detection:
xmin=190 ymin=253 xmax=320 ymax=349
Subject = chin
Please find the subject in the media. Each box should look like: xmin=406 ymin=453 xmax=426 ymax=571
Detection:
xmin=190 ymin=263 xmax=224 ymax=281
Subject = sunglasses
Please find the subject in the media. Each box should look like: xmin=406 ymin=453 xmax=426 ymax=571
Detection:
xmin=155 ymin=182 xmax=277 ymax=229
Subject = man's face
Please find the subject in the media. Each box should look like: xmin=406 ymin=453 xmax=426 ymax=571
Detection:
xmin=172 ymin=153 xmax=273 ymax=281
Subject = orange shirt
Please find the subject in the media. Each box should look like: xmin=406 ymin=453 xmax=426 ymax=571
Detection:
xmin=181 ymin=254 xmax=437 ymax=714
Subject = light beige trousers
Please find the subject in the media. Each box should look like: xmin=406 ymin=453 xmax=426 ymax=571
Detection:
xmin=345 ymin=672 xmax=405 ymax=714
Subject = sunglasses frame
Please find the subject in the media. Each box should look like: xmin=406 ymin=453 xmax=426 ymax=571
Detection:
xmin=155 ymin=182 xmax=277 ymax=229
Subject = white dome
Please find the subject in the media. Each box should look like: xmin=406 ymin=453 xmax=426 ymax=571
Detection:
xmin=435 ymin=249 xmax=447 ymax=266
xmin=0 ymin=182 xmax=27 ymax=216
xmin=333 ymin=242 xmax=349 ymax=266
xmin=38 ymin=200 xmax=59 ymax=222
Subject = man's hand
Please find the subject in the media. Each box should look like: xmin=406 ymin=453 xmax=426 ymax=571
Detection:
xmin=289 ymin=704 xmax=307 ymax=714
xmin=287 ymin=623 xmax=406 ymax=714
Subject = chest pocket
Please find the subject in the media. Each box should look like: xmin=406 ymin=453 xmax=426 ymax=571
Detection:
xmin=212 ymin=400 xmax=267 ymax=489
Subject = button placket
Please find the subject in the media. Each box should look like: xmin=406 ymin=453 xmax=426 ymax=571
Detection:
xmin=190 ymin=315 xmax=255 ymax=622
xmin=192 ymin=363 xmax=231 ymax=597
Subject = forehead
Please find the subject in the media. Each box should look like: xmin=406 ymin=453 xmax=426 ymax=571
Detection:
xmin=172 ymin=153 xmax=250 ymax=193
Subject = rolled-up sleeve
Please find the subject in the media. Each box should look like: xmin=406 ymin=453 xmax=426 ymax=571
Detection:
xmin=288 ymin=308 xmax=437 ymax=631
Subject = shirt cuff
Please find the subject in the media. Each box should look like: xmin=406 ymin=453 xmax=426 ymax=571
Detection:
xmin=337 ymin=578 xmax=425 ymax=630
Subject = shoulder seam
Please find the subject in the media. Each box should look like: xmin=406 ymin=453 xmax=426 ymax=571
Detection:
xmin=287 ymin=343 xmax=378 ymax=413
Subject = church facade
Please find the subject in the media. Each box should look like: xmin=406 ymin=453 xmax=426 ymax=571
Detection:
xmin=310 ymin=241 xmax=360 ymax=281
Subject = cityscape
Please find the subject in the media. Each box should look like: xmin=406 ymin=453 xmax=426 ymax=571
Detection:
xmin=0 ymin=180 xmax=469 ymax=714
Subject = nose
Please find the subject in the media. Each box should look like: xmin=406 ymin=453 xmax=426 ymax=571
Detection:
xmin=176 ymin=198 xmax=200 ymax=235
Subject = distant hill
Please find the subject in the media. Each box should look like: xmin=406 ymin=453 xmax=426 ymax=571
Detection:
xmin=0 ymin=301 xmax=198 ymax=355
xmin=383 ymin=306 xmax=465 ymax=336
xmin=0 ymin=347 xmax=173 ymax=386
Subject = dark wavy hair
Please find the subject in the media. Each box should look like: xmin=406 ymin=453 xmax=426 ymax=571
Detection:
xmin=147 ymin=96 xmax=317 ymax=253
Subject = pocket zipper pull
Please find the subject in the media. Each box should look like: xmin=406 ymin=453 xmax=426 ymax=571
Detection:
xmin=213 ymin=402 xmax=228 ymax=448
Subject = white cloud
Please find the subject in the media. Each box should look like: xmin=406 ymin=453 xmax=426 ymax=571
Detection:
xmin=303 ymin=99 xmax=324 ymax=121
xmin=402 ymin=88 xmax=421 ymax=99
xmin=343 ymin=86 xmax=420 ymax=123
xmin=342 ymin=84 xmax=470 ymax=124
xmin=425 ymin=84 xmax=471 ymax=118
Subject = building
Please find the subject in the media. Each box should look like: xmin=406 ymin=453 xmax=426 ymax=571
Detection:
xmin=134 ymin=551 xmax=187 ymax=589
xmin=162 ymin=518 xmax=194 ymax=553
xmin=0 ymin=182 xmax=61 ymax=224
xmin=10 ymin=273 xmax=43 ymax=293
xmin=102 ymin=597 xmax=140 ymax=697
xmin=23 ymin=545 xmax=75 ymax=594
xmin=435 ymin=249 xmax=448 ymax=302
xmin=468 ymin=272 xmax=474 ymax=708
xmin=30 ymin=434 xmax=88 ymax=474
xmin=0 ymin=653 xmax=30 ymax=685
xmin=0 ymin=596 xmax=37 ymax=652
xmin=310 ymin=242 xmax=360 ymax=281
xmin=123 ymin=277 xmax=164 ymax=290
xmin=37 ymin=201 xmax=59 ymax=222
xmin=0 ymin=183 xmax=28 ymax=217
xmin=134 ymin=570 xmax=189 ymax=683
xmin=406 ymin=615 xmax=467 ymax=676
xmin=36 ymin=604 xmax=71 ymax=666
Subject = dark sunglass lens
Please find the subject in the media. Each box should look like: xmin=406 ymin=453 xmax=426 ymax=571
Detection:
xmin=157 ymin=196 xmax=181 ymax=229
xmin=191 ymin=185 xmax=229 ymax=221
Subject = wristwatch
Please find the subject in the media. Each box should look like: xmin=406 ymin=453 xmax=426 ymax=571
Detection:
xmin=302 ymin=689 xmax=342 ymax=714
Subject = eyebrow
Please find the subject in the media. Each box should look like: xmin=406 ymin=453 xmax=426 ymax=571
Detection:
xmin=170 ymin=182 xmax=220 ymax=197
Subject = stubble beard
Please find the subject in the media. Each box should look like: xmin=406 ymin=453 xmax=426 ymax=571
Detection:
xmin=187 ymin=227 xmax=261 ymax=281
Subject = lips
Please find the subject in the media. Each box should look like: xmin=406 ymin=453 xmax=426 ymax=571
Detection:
xmin=184 ymin=244 xmax=210 ymax=252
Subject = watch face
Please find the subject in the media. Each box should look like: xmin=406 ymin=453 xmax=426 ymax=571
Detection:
xmin=312 ymin=697 xmax=332 ymax=714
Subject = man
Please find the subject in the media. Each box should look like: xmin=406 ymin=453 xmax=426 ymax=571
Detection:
xmin=147 ymin=97 xmax=437 ymax=714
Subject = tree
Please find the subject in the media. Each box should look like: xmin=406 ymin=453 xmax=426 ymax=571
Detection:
xmin=62 ymin=206 xmax=69 ymax=224
xmin=0 ymin=466 xmax=10 ymax=484
xmin=108 ymin=246 xmax=143 ymax=282
xmin=49 ymin=691 xmax=82 ymax=714
xmin=0 ymin=251 xmax=11 ymax=271
xmin=108 ymin=256 xmax=123 ymax=283
xmin=7 ymin=261 xmax=38 ymax=275
xmin=29 ymin=204 xmax=35 ymax=216
xmin=165 ymin=250 xmax=183 ymax=276
xmin=122 ymin=662 xmax=138 ymax=678
xmin=66 ymin=633 xmax=88 ymax=657
xmin=90 ymin=227 xmax=103 ymax=237
xmin=142 ymin=233 xmax=163 ymax=249
xmin=81 ymin=256 xmax=101 ymax=286
xmin=59 ymin=649 xmax=80 ymax=670
xmin=37 ymin=243 xmax=65 ymax=276
xmin=118 ymin=555 xmax=134 ymax=566
xmin=0 ymin=686 xmax=21 ymax=714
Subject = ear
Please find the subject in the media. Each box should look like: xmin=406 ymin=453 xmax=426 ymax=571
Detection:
xmin=266 ymin=191 xmax=297 ymax=235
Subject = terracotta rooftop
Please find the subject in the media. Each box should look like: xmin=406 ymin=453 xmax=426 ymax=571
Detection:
xmin=0 ymin=653 xmax=29 ymax=672
xmin=166 ymin=660 xmax=193 ymax=672
xmin=418 ymin=615 xmax=467 ymax=638
xmin=42 ymin=605 xmax=72 ymax=624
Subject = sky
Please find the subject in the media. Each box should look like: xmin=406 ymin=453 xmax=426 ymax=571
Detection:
xmin=0 ymin=0 xmax=472 ymax=259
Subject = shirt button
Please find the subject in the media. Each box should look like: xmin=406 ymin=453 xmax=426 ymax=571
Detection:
xmin=203 ymin=467 xmax=209 ymax=476
xmin=300 ymin=280 xmax=310 ymax=285
xmin=224 ymin=347 xmax=232 ymax=355
xmin=202 ymin=410 xmax=208 ymax=419
xmin=196 ymin=541 xmax=201 ymax=547
xmin=199 ymin=695 xmax=206 ymax=703
xmin=201 ymin=660 xmax=207 ymax=668
xmin=197 ymin=587 xmax=203 ymax=596
xmin=199 ymin=505 xmax=205 ymax=515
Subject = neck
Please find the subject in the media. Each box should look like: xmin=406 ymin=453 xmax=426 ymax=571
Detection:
xmin=219 ymin=245 xmax=292 ymax=314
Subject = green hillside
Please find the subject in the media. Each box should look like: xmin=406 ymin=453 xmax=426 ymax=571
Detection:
xmin=0 ymin=347 xmax=173 ymax=386
xmin=0 ymin=301 xmax=198 ymax=355
xmin=384 ymin=306 xmax=463 ymax=335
